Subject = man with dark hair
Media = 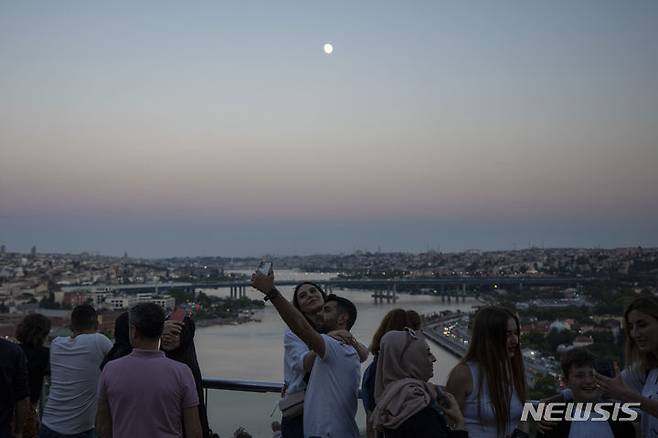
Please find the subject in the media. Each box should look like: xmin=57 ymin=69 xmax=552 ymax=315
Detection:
xmin=96 ymin=303 xmax=202 ymax=438
xmin=40 ymin=304 xmax=112 ymax=438
xmin=324 ymin=294 xmax=357 ymax=330
xmin=252 ymin=272 xmax=361 ymax=438
xmin=0 ymin=338 xmax=29 ymax=438
xmin=70 ymin=304 xmax=99 ymax=332
xmin=539 ymin=348 xmax=634 ymax=438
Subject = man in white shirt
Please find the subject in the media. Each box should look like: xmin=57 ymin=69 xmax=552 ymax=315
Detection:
xmin=252 ymin=272 xmax=361 ymax=438
xmin=40 ymin=304 xmax=112 ymax=438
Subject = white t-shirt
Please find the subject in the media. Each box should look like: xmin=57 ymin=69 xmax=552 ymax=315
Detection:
xmin=567 ymin=411 xmax=614 ymax=438
xmin=284 ymin=329 xmax=310 ymax=396
xmin=42 ymin=333 xmax=113 ymax=434
xmin=303 ymin=335 xmax=360 ymax=438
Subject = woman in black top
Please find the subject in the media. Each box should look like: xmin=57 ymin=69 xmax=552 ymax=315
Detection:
xmin=162 ymin=316 xmax=210 ymax=438
xmin=100 ymin=312 xmax=132 ymax=370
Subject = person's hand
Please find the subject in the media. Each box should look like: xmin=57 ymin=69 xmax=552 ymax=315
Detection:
xmin=536 ymin=417 xmax=558 ymax=434
xmin=251 ymin=271 xmax=274 ymax=294
xmin=594 ymin=370 xmax=632 ymax=401
xmin=161 ymin=320 xmax=184 ymax=351
xmin=515 ymin=419 xmax=529 ymax=433
xmin=328 ymin=329 xmax=355 ymax=345
xmin=439 ymin=391 xmax=465 ymax=430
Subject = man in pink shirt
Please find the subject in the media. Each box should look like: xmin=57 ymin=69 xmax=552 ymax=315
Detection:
xmin=96 ymin=303 xmax=202 ymax=438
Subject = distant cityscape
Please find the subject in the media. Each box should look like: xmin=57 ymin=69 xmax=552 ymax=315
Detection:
xmin=2 ymin=244 xmax=657 ymax=397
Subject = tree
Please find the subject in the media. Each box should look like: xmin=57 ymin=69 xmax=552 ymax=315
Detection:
xmin=528 ymin=374 xmax=560 ymax=400
xmin=547 ymin=328 xmax=574 ymax=352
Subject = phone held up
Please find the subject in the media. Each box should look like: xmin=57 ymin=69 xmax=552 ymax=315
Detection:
xmin=594 ymin=358 xmax=616 ymax=378
xmin=257 ymin=261 xmax=273 ymax=276
xmin=170 ymin=307 xmax=187 ymax=322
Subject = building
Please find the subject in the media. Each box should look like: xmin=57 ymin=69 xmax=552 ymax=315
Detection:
xmin=105 ymin=296 xmax=136 ymax=311
xmin=103 ymin=294 xmax=175 ymax=311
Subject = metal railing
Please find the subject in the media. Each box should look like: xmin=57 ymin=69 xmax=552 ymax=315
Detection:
xmin=201 ymin=377 xmax=283 ymax=406
xmin=202 ymin=377 xmax=283 ymax=393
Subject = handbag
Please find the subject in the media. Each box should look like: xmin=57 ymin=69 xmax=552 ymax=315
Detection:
xmin=279 ymin=390 xmax=305 ymax=418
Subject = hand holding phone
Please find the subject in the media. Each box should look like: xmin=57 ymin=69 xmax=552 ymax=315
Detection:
xmin=252 ymin=263 xmax=275 ymax=294
xmin=257 ymin=261 xmax=273 ymax=275
xmin=435 ymin=387 xmax=464 ymax=430
xmin=594 ymin=359 xmax=616 ymax=378
xmin=170 ymin=308 xmax=186 ymax=321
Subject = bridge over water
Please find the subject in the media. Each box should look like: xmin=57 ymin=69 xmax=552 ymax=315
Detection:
xmin=63 ymin=276 xmax=593 ymax=301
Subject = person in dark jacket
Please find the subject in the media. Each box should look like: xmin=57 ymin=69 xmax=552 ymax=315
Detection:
xmin=100 ymin=312 xmax=132 ymax=370
xmin=0 ymin=338 xmax=29 ymax=438
xmin=16 ymin=313 xmax=51 ymax=438
xmin=538 ymin=348 xmax=635 ymax=438
xmin=371 ymin=329 xmax=468 ymax=438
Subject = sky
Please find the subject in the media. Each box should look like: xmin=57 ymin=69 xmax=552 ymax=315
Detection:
xmin=1 ymin=1 xmax=657 ymax=257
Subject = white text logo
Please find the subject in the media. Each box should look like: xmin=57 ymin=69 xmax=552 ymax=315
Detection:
xmin=520 ymin=402 xmax=640 ymax=422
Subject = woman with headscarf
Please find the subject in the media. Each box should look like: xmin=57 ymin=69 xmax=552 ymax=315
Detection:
xmin=362 ymin=309 xmax=412 ymax=438
xmin=371 ymin=329 xmax=467 ymax=438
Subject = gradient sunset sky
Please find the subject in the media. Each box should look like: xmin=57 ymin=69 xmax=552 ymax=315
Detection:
xmin=1 ymin=1 xmax=657 ymax=257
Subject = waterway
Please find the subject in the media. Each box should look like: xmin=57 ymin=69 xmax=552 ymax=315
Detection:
xmin=196 ymin=270 xmax=476 ymax=437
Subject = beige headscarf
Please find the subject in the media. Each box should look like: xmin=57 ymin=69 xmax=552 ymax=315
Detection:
xmin=371 ymin=330 xmax=437 ymax=430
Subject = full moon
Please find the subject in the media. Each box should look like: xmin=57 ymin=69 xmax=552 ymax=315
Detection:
xmin=323 ymin=43 xmax=333 ymax=54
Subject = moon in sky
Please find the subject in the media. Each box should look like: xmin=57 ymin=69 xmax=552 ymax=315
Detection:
xmin=323 ymin=43 xmax=333 ymax=54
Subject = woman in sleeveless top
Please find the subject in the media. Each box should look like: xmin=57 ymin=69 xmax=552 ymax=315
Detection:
xmin=445 ymin=306 xmax=527 ymax=438
xmin=595 ymin=296 xmax=658 ymax=438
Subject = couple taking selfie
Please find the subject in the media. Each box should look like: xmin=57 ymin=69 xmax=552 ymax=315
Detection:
xmin=251 ymin=264 xmax=528 ymax=438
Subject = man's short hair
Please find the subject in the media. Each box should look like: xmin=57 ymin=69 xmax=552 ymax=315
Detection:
xmin=560 ymin=347 xmax=596 ymax=379
xmin=70 ymin=304 xmax=98 ymax=332
xmin=129 ymin=303 xmax=165 ymax=340
xmin=326 ymin=294 xmax=357 ymax=330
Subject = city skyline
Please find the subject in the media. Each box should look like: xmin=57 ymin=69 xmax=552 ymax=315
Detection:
xmin=1 ymin=1 xmax=657 ymax=257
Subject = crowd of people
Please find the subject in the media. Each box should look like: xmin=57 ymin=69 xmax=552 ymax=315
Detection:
xmin=2 ymin=271 xmax=658 ymax=438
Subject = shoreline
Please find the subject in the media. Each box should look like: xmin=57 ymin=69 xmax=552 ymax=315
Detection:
xmin=195 ymin=316 xmax=261 ymax=328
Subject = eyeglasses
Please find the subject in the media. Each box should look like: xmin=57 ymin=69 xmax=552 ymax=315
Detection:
xmin=398 ymin=327 xmax=419 ymax=361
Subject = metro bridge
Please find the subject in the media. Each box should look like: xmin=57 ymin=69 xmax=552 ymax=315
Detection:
xmin=62 ymin=276 xmax=593 ymax=301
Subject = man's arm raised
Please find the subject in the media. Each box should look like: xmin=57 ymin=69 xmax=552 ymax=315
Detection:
xmin=251 ymin=272 xmax=326 ymax=358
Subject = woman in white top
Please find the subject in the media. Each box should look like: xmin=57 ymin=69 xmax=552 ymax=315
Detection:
xmin=280 ymin=281 xmax=368 ymax=438
xmin=446 ymin=306 xmax=527 ymax=438
xmin=595 ymin=296 xmax=658 ymax=438
xmin=281 ymin=281 xmax=327 ymax=438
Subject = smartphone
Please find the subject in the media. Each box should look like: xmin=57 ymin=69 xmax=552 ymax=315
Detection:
xmin=257 ymin=261 xmax=273 ymax=275
xmin=435 ymin=385 xmax=451 ymax=408
xmin=594 ymin=359 xmax=616 ymax=378
xmin=170 ymin=308 xmax=186 ymax=321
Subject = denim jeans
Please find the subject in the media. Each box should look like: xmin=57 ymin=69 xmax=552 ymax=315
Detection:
xmin=281 ymin=414 xmax=304 ymax=438
xmin=39 ymin=425 xmax=95 ymax=438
